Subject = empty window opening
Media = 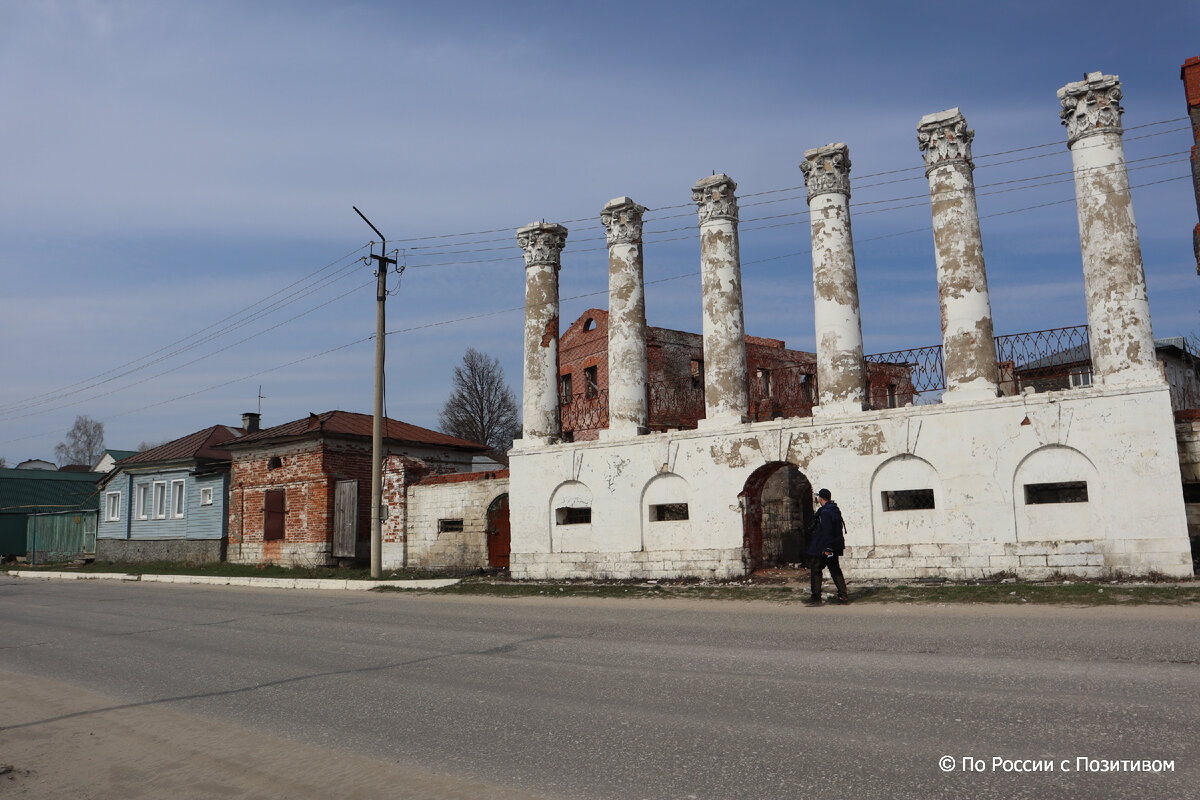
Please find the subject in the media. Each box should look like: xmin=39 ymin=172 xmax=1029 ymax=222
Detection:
xmin=882 ymin=489 xmax=936 ymax=511
xmin=1184 ymin=483 xmax=1200 ymax=504
xmin=200 ymin=487 xmax=214 ymax=506
xmin=757 ymin=369 xmax=772 ymax=397
xmin=1024 ymin=481 xmax=1088 ymax=505
xmin=267 ymin=456 xmax=283 ymax=470
xmin=438 ymin=519 xmax=464 ymax=533
xmin=583 ymin=317 xmax=596 ymax=332
xmin=886 ymin=384 xmax=898 ymax=408
xmin=690 ymin=359 xmax=704 ymax=385
xmin=650 ymin=503 xmax=689 ymax=522
xmin=556 ymin=507 xmax=592 ymax=525
xmin=584 ymin=366 xmax=599 ymax=397
xmin=560 ymin=373 xmax=573 ymax=404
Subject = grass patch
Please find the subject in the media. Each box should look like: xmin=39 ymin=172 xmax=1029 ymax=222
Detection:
xmin=10 ymin=559 xmax=456 ymax=582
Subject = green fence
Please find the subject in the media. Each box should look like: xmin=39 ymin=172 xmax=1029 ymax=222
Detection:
xmin=26 ymin=510 xmax=97 ymax=565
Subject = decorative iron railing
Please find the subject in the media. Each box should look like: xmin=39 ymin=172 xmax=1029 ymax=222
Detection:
xmin=560 ymin=388 xmax=608 ymax=440
xmin=994 ymin=325 xmax=1091 ymax=396
xmin=865 ymin=345 xmax=945 ymax=404
xmin=647 ymin=375 xmax=705 ymax=431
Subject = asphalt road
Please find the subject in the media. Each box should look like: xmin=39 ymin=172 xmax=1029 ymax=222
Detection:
xmin=1 ymin=577 xmax=1198 ymax=799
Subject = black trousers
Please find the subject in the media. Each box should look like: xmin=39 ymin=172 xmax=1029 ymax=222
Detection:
xmin=809 ymin=554 xmax=847 ymax=599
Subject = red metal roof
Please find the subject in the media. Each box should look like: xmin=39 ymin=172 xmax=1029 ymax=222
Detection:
xmin=227 ymin=410 xmax=488 ymax=452
xmin=116 ymin=425 xmax=246 ymax=466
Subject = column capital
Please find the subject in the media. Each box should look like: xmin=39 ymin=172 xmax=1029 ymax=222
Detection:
xmin=692 ymin=174 xmax=739 ymax=224
xmin=516 ymin=222 xmax=568 ymax=269
xmin=799 ymin=143 xmax=851 ymax=201
xmin=1058 ymin=72 xmax=1123 ymax=146
xmin=600 ymin=197 xmax=648 ymax=246
xmin=917 ymin=108 xmax=974 ymax=174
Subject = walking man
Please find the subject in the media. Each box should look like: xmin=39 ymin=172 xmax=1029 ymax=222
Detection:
xmin=804 ymin=488 xmax=849 ymax=606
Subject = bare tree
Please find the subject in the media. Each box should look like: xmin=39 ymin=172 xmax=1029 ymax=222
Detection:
xmin=137 ymin=440 xmax=166 ymax=452
xmin=54 ymin=415 xmax=105 ymax=467
xmin=0 ymin=456 xmax=7 ymax=469
xmin=438 ymin=348 xmax=520 ymax=464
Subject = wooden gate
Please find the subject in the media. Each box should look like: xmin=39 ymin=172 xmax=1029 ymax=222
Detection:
xmin=485 ymin=494 xmax=510 ymax=568
xmin=333 ymin=480 xmax=358 ymax=558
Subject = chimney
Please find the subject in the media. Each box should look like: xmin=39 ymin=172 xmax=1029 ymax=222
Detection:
xmin=242 ymin=412 xmax=261 ymax=432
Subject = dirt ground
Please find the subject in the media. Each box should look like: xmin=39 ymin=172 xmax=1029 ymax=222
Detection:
xmin=0 ymin=670 xmax=552 ymax=800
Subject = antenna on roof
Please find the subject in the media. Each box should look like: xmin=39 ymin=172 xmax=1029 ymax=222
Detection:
xmin=257 ymin=385 xmax=266 ymax=415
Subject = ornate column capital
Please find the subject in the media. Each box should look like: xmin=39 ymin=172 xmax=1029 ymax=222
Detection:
xmin=1058 ymin=72 xmax=1124 ymax=146
xmin=600 ymin=197 xmax=648 ymax=246
xmin=917 ymin=108 xmax=974 ymax=174
xmin=799 ymin=143 xmax=852 ymax=201
xmin=691 ymin=174 xmax=739 ymax=224
xmin=516 ymin=222 xmax=568 ymax=269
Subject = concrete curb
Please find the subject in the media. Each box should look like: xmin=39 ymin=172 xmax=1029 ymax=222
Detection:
xmin=5 ymin=570 xmax=459 ymax=591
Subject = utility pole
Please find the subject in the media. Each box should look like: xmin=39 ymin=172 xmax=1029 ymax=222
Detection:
xmin=353 ymin=206 xmax=398 ymax=580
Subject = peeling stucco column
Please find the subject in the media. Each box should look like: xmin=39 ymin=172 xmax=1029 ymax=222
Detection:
xmin=1058 ymin=72 xmax=1158 ymax=385
xmin=601 ymin=197 xmax=649 ymax=439
xmin=799 ymin=143 xmax=867 ymax=415
xmin=917 ymin=108 xmax=999 ymax=403
xmin=692 ymin=174 xmax=749 ymax=426
xmin=516 ymin=222 xmax=568 ymax=445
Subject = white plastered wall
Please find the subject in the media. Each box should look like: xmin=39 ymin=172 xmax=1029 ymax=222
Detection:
xmin=509 ymin=382 xmax=1192 ymax=580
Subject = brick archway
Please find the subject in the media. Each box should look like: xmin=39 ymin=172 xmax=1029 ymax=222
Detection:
xmin=740 ymin=462 xmax=813 ymax=571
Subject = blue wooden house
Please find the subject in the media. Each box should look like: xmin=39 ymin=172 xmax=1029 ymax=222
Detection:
xmin=96 ymin=423 xmax=246 ymax=563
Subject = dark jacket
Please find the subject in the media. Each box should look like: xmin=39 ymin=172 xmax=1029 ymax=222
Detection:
xmin=808 ymin=500 xmax=845 ymax=558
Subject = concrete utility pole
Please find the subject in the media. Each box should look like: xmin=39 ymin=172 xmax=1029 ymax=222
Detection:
xmin=353 ymin=207 xmax=397 ymax=580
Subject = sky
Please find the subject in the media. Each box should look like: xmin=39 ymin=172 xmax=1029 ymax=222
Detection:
xmin=1 ymin=0 xmax=1198 ymax=464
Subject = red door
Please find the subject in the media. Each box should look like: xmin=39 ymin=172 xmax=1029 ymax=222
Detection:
xmin=486 ymin=494 xmax=510 ymax=568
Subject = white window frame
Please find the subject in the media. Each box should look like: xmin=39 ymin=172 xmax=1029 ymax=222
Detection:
xmin=153 ymin=481 xmax=167 ymax=519
xmin=200 ymin=486 xmax=213 ymax=506
xmin=136 ymin=483 xmax=150 ymax=520
xmin=171 ymin=479 xmax=186 ymax=518
xmin=105 ymin=491 xmax=121 ymax=522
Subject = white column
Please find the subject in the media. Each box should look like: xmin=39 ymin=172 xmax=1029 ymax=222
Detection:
xmin=600 ymin=197 xmax=649 ymax=439
xmin=1058 ymin=72 xmax=1158 ymax=385
xmin=692 ymin=174 xmax=749 ymax=426
xmin=516 ymin=222 xmax=567 ymax=445
xmin=799 ymin=143 xmax=867 ymax=415
xmin=917 ymin=108 xmax=999 ymax=403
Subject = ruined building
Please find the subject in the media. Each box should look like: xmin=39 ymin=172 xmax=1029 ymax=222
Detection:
xmin=506 ymin=72 xmax=1197 ymax=581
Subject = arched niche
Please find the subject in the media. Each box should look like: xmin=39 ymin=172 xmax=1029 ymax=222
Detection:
xmin=869 ymin=454 xmax=943 ymax=546
xmin=640 ymin=472 xmax=691 ymax=551
xmin=1013 ymin=445 xmax=1102 ymax=543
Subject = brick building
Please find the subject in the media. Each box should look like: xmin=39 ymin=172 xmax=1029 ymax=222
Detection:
xmin=1183 ymin=55 xmax=1200 ymax=274
xmin=558 ymin=308 xmax=914 ymax=441
xmin=224 ymin=410 xmax=489 ymax=567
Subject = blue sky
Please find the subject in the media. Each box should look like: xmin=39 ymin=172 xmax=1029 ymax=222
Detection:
xmin=2 ymin=0 xmax=1198 ymax=463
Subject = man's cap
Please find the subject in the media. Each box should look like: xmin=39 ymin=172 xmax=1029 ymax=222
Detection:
xmin=817 ymin=488 xmax=832 ymax=500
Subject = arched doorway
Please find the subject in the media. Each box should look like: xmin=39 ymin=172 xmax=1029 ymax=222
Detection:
xmin=740 ymin=463 xmax=813 ymax=570
xmin=485 ymin=494 xmax=510 ymax=569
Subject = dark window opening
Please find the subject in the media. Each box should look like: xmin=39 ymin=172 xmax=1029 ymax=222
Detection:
xmin=267 ymin=456 xmax=283 ymax=470
xmin=800 ymin=374 xmax=814 ymax=404
xmin=650 ymin=503 xmax=689 ymax=522
xmin=583 ymin=317 xmax=596 ymax=332
xmin=1024 ymin=481 xmax=1089 ymax=505
xmin=264 ymin=489 xmax=286 ymax=540
xmin=556 ymin=506 xmax=591 ymax=525
xmin=584 ymin=366 xmax=598 ymax=397
xmin=438 ymin=518 xmax=464 ymax=533
xmin=690 ymin=359 xmax=703 ymax=386
xmin=882 ymin=489 xmax=936 ymax=511
xmin=560 ymin=374 xmax=573 ymax=404
xmin=886 ymin=384 xmax=897 ymax=408
xmin=1184 ymin=483 xmax=1200 ymax=504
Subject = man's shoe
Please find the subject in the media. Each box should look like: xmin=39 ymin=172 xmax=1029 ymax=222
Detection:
xmin=833 ymin=595 xmax=850 ymax=605
xmin=802 ymin=596 xmax=823 ymax=607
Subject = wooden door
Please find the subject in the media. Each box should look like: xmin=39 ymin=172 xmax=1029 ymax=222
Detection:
xmin=486 ymin=494 xmax=510 ymax=568
xmin=333 ymin=480 xmax=358 ymax=558
xmin=264 ymin=489 xmax=285 ymax=541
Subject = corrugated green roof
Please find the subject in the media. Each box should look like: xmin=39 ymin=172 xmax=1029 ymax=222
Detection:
xmin=104 ymin=449 xmax=140 ymax=461
xmin=0 ymin=468 xmax=103 ymax=515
